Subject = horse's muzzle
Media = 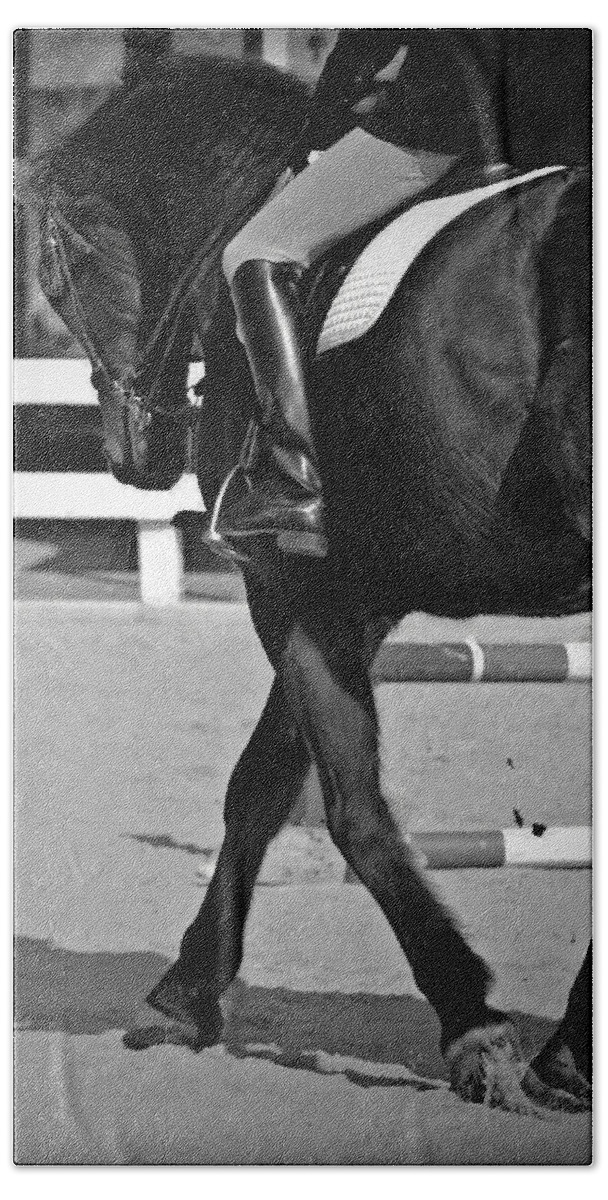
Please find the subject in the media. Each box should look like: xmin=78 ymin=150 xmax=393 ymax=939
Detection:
xmin=103 ymin=401 xmax=193 ymax=492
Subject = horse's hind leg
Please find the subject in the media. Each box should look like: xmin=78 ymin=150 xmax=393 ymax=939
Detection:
xmin=523 ymin=943 xmax=591 ymax=1108
xmin=279 ymin=612 xmax=585 ymax=1113
xmin=124 ymin=678 xmax=310 ymax=1051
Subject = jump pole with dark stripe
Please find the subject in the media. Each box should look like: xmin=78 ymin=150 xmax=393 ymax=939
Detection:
xmin=198 ymin=824 xmax=591 ymax=886
xmin=293 ymin=639 xmax=591 ymax=842
xmin=371 ymin=641 xmax=591 ymax=684
xmin=404 ymin=825 xmax=591 ymax=869
xmin=341 ymin=826 xmax=591 ymax=879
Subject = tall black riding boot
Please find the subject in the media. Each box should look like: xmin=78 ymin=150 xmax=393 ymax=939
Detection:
xmin=216 ymin=259 xmax=324 ymax=540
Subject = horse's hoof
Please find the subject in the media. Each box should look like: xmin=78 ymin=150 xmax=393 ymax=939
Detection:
xmin=446 ymin=1023 xmax=549 ymax=1116
xmin=122 ymin=1021 xmax=209 ymax=1053
xmin=123 ymin=961 xmax=224 ymax=1053
xmin=520 ymin=1065 xmax=590 ymax=1114
xmin=525 ymin=1039 xmax=591 ymax=1111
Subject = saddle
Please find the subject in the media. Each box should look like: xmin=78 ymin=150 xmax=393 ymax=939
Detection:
xmin=303 ymin=162 xmax=567 ymax=358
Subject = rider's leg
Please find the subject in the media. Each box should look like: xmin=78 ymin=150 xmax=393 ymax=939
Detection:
xmin=220 ymin=130 xmax=454 ymax=539
xmin=219 ymin=258 xmax=323 ymax=537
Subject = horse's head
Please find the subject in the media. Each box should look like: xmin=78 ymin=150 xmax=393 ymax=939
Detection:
xmin=25 ymin=171 xmax=194 ymax=492
xmin=24 ymin=54 xmax=310 ymax=493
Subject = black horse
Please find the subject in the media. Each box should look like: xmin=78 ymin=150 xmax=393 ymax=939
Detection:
xmin=23 ymin=49 xmax=591 ymax=1114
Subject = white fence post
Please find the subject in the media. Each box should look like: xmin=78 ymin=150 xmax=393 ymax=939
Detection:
xmin=138 ymin=521 xmax=184 ymax=606
xmin=14 ymin=360 xmax=207 ymax=605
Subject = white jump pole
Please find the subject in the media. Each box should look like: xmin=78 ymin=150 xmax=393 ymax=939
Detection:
xmin=339 ymin=825 xmax=592 ymax=879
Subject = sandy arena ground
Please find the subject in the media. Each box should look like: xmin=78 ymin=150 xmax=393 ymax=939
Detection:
xmin=14 ymin=589 xmax=592 ymax=1164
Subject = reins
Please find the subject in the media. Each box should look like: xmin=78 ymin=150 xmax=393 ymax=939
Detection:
xmin=45 ymin=206 xmax=118 ymax=396
xmin=44 ymin=198 xmax=201 ymax=427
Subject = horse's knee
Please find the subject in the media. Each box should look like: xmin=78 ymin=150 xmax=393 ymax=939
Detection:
xmin=323 ymin=777 xmax=390 ymax=869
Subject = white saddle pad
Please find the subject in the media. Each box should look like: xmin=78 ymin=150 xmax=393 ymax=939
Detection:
xmin=316 ymin=165 xmax=566 ymax=357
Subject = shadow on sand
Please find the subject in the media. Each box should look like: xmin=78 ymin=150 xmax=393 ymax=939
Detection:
xmin=14 ymin=936 xmax=171 ymax=1036
xmin=14 ymin=936 xmax=557 ymax=1091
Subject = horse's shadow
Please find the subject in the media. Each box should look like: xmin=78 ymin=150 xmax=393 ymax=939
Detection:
xmin=14 ymin=936 xmax=168 ymax=1036
xmin=14 ymin=936 xmax=556 ymax=1091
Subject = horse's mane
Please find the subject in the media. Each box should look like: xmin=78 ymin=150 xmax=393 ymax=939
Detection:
xmin=27 ymin=53 xmax=310 ymax=186
xmin=23 ymin=54 xmax=311 ymax=301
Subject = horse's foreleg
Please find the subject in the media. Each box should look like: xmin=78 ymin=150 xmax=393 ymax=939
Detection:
xmin=124 ymin=677 xmax=310 ymax=1051
xmin=178 ymin=676 xmax=309 ymax=990
xmin=279 ymin=612 xmax=588 ymax=1114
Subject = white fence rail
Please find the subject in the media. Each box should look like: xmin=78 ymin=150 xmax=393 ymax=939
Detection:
xmin=14 ymin=359 xmax=206 ymax=605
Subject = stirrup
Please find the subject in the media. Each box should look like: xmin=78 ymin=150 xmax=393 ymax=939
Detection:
xmin=208 ymin=466 xmax=328 ymax=558
xmin=205 ymin=468 xmax=253 ymax=564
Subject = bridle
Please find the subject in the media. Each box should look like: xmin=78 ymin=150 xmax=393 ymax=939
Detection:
xmin=43 ymin=200 xmax=202 ymax=433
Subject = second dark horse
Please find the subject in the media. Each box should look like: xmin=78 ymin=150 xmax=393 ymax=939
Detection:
xmin=26 ymin=48 xmax=591 ymax=1114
